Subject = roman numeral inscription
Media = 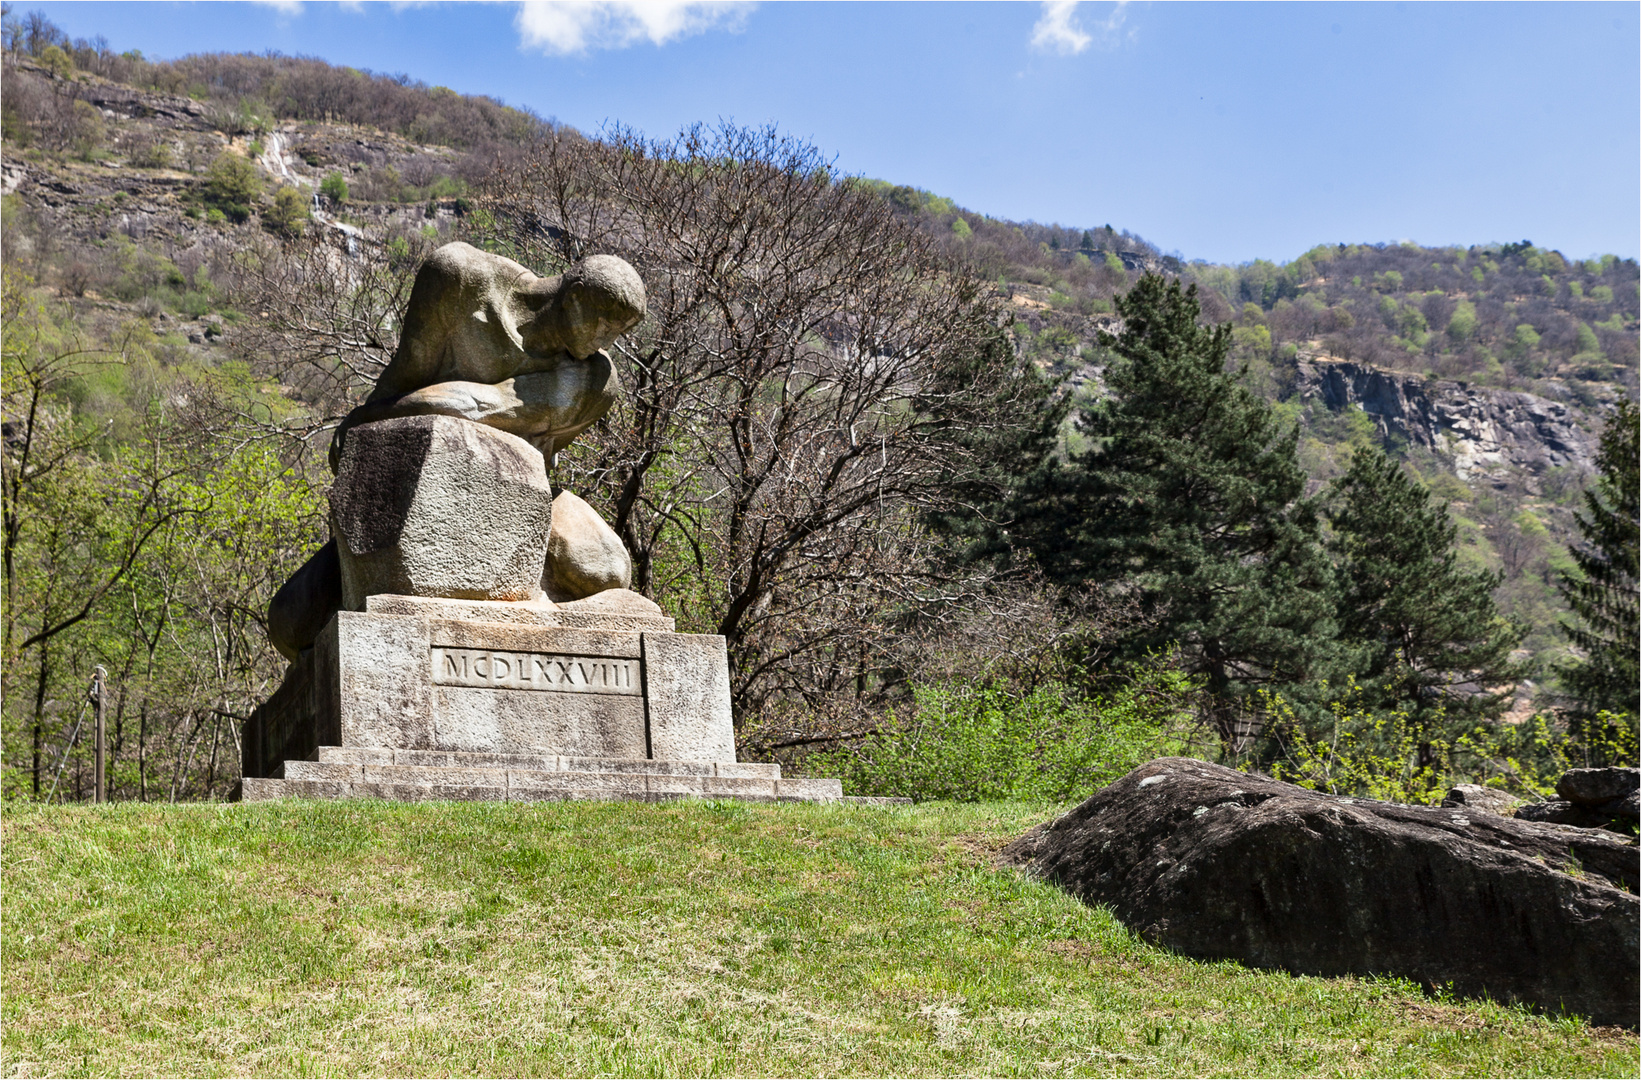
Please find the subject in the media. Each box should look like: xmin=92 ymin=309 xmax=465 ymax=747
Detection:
xmin=431 ymin=648 xmax=641 ymax=696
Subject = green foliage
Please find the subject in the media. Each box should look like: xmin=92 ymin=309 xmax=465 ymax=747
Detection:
xmin=1327 ymin=444 xmax=1525 ymax=737
xmin=1505 ymin=323 xmax=1544 ymax=376
xmin=811 ymin=663 xmax=1198 ymax=802
xmin=910 ymin=327 xmax=1068 ymax=569
xmin=1557 ymin=400 xmax=1639 ymax=754
xmin=950 ymin=217 xmax=971 ymax=239
xmin=38 ymin=44 xmax=72 ymax=79
xmin=320 ymin=171 xmax=349 ymax=203
xmin=1447 ymin=300 xmax=1478 ymax=342
xmin=1267 ymin=683 xmax=1633 ymax=805
xmin=859 ymin=179 xmax=959 ymax=218
xmin=126 ymin=137 xmax=172 ymax=170
xmin=66 ymin=101 xmax=105 ymax=161
xmin=1017 ymin=276 xmax=1341 ymax=735
xmin=263 ymin=185 xmax=309 ymax=237
xmin=202 ymin=152 xmax=260 ymax=223
xmin=235 ymin=98 xmax=273 ymax=135
xmin=1 ymin=272 xmax=322 ymax=803
xmin=1397 ymin=305 xmax=1428 ymax=348
xmin=95 ymin=237 xmax=217 ymax=315
xmin=3 ymin=800 xmax=1626 ymax=1077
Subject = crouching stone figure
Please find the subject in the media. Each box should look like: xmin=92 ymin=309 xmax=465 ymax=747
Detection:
xmin=329 ymin=242 xmax=646 ymax=469
xmin=267 ymin=242 xmax=648 ymax=661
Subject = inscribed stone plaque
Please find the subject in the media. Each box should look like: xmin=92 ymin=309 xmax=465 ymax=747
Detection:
xmin=431 ymin=647 xmax=641 ymax=696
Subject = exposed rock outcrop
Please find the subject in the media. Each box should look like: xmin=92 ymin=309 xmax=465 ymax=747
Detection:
xmin=1439 ymin=783 xmax=1520 ymax=817
xmin=1295 ymin=359 xmax=1600 ymax=484
xmin=1001 ymin=757 xmax=1639 ymax=1027
xmin=1516 ymin=767 xmax=1640 ymax=832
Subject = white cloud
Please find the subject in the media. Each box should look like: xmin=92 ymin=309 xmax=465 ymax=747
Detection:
xmin=253 ymin=0 xmax=306 ymax=14
xmin=515 ymin=1 xmax=752 ymax=55
xmin=1030 ymin=1 xmax=1133 ymax=56
xmin=1031 ymin=1 xmax=1090 ymax=55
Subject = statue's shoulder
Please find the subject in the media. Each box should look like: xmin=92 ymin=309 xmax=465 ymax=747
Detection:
xmin=418 ymin=242 xmax=539 ymax=293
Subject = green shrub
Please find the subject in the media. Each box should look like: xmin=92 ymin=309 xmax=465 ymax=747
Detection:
xmin=128 ymin=139 xmax=173 ymax=170
xmin=319 ymin=171 xmax=348 ymax=204
xmin=68 ymin=101 xmax=105 ymax=161
xmin=1265 ymin=679 xmax=1638 ymax=805
xmin=264 ymin=185 xmax=309 ymax=237
xmin=427 ymin=174 xmax=466 ymax=199
xmin=38 ymin=45 xmax=73 ymax=79
xmin=176 ymin=290 xmax=214 ymax=318
xmin=203 ymin=153 xmax=260 ymax=223
xmin=810 ymin=661 xmax=1198 ymax=802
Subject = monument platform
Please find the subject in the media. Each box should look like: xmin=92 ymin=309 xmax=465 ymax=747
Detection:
xmin=241 ymin=747 xmax=847 ymax=803
xmin=239 ymin=594 xmax=866 ymax=805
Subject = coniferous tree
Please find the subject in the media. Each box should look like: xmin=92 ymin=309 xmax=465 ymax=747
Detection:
xmin=1327 ymin=445 xmax=1525 ymax=752
xmin=921 ymin=326 xmax=1069 ymax=569
xmin=1020 ymin=274 xmax=1340 ymax=740
xmin=1557 ymin=400 xmax=1639 ymax=729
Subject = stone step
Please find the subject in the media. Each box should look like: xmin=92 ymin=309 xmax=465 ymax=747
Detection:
xmin=241 ymin=774 xmax=848 ymax=804
xmin=311 ymin=745 xmax=779 ymax=779
xmin=281 ymin=759 xmax=816 ymax=799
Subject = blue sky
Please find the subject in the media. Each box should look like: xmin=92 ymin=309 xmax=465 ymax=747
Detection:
xmin=24 ymin=1 xmax=1641 ymax=265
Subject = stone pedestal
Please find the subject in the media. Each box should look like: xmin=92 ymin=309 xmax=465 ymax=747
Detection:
xmin=240 ymin=594 xmax=850 ymax=804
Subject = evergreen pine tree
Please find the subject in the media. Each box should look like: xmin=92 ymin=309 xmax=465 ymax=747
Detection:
xmin=921 ymin=325 xmax=1069 ymax=569
xmin=1327 ymin=444 xmax=1525 ymax=751
xmin=1022 ymin=274 xmax=1340 ymax=740
xmin=1557 ymin=400 xmax=1639 ymax=732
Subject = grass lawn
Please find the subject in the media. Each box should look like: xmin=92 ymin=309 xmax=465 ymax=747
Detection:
xmin=2 ymin=797 xmax=1634 ymax=1078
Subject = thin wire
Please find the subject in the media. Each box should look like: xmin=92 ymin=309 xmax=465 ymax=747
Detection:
xmin=44 ymin=696 xmax=92 ymax=805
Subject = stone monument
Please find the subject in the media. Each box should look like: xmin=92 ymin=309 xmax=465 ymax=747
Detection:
xmin=240 ymin=243 xmax=842 ymax=803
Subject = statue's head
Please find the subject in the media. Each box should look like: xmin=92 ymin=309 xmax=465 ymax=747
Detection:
xmin=522 ymin=254 xmax=647 ymax=360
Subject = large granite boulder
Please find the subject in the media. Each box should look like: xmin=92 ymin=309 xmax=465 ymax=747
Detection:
xmin=1517 ymin=766 xmax=1640 ymax=831
xmin=331 ymin=415 xmax=553 ymax=610
xmin=1560 ymin=766 xmax=1641 ymax=806
xmin=544 ymin=489 xmax=633 ymax=600
xmin=1001 ymin=757 xmax=1639 ymax=1028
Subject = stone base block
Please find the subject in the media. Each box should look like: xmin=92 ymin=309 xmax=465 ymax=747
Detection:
xmin=241 ymin=595 xmax=850 ymax=807
xmin=244 ymin=599 xmax=728 ymax=776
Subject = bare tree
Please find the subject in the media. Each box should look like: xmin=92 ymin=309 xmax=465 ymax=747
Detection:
xmin=230 ymin=229 xmax=427 ymax=424
xmin=478 ymin=123 xmax=1046 ymax=728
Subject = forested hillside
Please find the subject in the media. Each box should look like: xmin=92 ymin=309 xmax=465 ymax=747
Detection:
xmin=3 ymin=17 xmax=1635 ymax=805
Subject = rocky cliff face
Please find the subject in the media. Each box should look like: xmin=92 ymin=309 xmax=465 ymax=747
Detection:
xmin=1296 ymin=360 xmax=1602 ymax=487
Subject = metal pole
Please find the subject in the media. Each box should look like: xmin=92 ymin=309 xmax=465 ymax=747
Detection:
xmin=92 ymin=665 xmax=107 ymax=804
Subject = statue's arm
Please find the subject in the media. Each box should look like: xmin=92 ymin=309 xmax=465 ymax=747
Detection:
xmin=328 ymin=353 xmax=619 ymax=471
